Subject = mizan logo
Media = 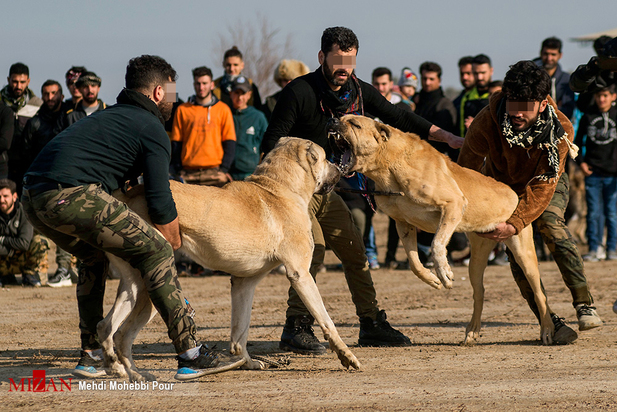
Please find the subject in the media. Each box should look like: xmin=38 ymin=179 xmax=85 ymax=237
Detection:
xmin=9 ymin=370 xmax=72 ymax=392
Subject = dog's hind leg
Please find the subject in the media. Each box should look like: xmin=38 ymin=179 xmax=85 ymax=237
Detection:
xmin=396 ymin=221 xmax=442 ymax=289
xmin=230 ymin=273 xmax=269 ymax=370
xmin=505 ymin=225 xmax=554 ymax=345
xmin=463 ymin=233 xmax=495 ymax=346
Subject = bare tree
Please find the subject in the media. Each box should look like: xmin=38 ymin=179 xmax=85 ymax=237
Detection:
xmin=214 ymin=14 xmax=296 ymax=100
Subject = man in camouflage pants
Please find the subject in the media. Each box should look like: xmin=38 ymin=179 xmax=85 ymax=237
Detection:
xmin=21 ymin=55 xmax=245 ymax=381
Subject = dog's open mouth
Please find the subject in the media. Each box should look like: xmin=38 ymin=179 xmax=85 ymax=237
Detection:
xmin=328 ymin=130 xmax=355 ymax=177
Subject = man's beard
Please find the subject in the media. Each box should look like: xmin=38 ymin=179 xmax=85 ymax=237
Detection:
xmin=322 ymin=59 xmax=351 ymax=87
xmin=83 ymin=94 xmax=98 ymax=105
xmin=46 ymin=98 xmax=62 ymax=112
xmin=158 ymin=101 xmax=173 ymax=121
xmin=0 ymin=200 xmax=14 ymax=214
xmin=10 ymin=87 xmax=24 ymax=98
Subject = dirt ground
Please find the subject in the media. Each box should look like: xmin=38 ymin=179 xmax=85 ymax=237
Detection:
xmin=1 ymin=212 xmax=616 ymax=411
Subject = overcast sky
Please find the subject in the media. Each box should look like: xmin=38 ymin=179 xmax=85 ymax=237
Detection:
xmin=3 ymin=0 xmax=616 ymax=104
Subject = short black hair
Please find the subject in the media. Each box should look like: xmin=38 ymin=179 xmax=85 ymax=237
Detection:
xmin=0 ymin=179 xmax=17 ymax=194
xmin=192 ymin=66 xmax=213 ymax=79
xmin=419 ymin=61 xmax=442 ymax=79
xmin=472 ymin=54 xmax=492 ymax=67
xmin=458 ymin=56 xmax=474 ymax=67
xmin=502 ymin=60 xmax=551 ymax=102
xmin=9 ymin=62 xmax=29 ymax=77
xmin=125 ymin=55 xmax=177 ymax=92
xmin=321 ymin=27 xmax=359 ymax=55
xmin=223 ymin=46 xmax=243 ymax=61
xmin=488 ymin=80 xmax=503 ymax=89
xmin=594 ymin=35 xmax=613 ymax=56
xmin=41 ymin=79 xmax=63 ymax=95
xmin=371 ymin=67 xmax=392 ymax=81
xmin=597 ymin=84 xmax=616 ymax=94
xmin=541 ymin=36 xmax=562 ymax=53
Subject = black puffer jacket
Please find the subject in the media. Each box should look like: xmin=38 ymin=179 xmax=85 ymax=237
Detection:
xmin=0 ymin=200 xmax=33 ymax=256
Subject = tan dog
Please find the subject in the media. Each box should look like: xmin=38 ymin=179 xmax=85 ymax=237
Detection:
xmin=97 ymin=137 xmax=361 ymax=382
xmin=328 ymin=114 xmax=554 ymax=345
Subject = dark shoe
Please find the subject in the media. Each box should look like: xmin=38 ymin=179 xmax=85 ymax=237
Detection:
xmin=0 ymin=274 xmax=19 ymax=287
xmin=22 ymin=273 xmax=42 ymax=287
xmin=359 ymin=310 xmax=411 ymax=347
xmin=575 ymin=304 xmax=602 ymax=331
xmin=175 ymin=345 xmax=246 ymax=381
xmin=279 ymin=315 xmax=327 ymax=355
xmin=551 ymin=314 xmax=578 ymax=345
xmin=73 ymin=350 xmax=106 ymax=378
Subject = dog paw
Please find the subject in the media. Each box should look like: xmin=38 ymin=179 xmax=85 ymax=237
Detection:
xmin=128 ymin=369 xmax=156 ymax=382
xmin=241 ymin=358 xmax=266 ymax=370
xmin=336 ymin=349 xmax=361 ymax=370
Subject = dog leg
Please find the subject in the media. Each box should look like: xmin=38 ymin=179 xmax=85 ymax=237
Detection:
xmin=431 ymin=203 xmax=466 ymax=289
xmin=285 ymin=267 xmax=361 ymax=370
xmin=396 ymin=221 xmax=442 ymax=289
xmin=505 ymin=226 xmax=554 ymax=345
xmin=230 ymin=273 xmax=268 ymax=370
xmin=463 ymin=233 xmax=495 ymax=346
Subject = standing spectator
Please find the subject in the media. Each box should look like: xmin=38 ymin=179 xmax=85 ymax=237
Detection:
xmin=1 ymin=63 xmax=42 ymax=188
xmin=459 ymin=54 xmax=493 ymax=137
xmin=0 ymin=179 xmax=48 ymax=288
xmin=57 ymin=72 xmax=106 ymax=131
xmin=574 ymin=84 xmax=617 ymax=262
xmin=170 ymin=66 xmax=236 ymax=187
xmin=0 ymin=101 xmax=13 ymax=179
xmin=264 ymin=59 xmax=310 ymax=120
xmin=533 ymin=37 xmax=575 ymax=119
xmin=229 ymin=76 xmax=268 ymax=181
xmin=452 ymin=56 xmax=475 ymax=123
xmin=397 ymin=67 xmax=418 ymax=111
xmin=214 ymin=46 xmax=264 ymax=112
xmin=63 ymin=66 xmax=88 ymax=110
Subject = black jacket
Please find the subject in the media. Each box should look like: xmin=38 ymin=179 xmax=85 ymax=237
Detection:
xmin=574 ymin=105 xmax=617 ymax=175
xmin=0 ymin=199 xmax=33 ymax=256
xmin=22 ymin=105 xmax=63 ymax=172
xmin=55 ymin=100 xmax=106 ymax=133
xmin=0 ymin=102 xmax=14 ymax=178
xmin=262 ymin=68 xmax=433 ymax=156
xmin=414 ymin=87 xmax=457 ymax=158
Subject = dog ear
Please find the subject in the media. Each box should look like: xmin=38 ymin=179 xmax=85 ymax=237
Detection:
xmin=376 ymin=122 xmax=391 ymax=142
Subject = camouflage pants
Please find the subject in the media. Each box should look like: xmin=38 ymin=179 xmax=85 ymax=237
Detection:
xmin=22 ymin=184 xmax=196 ymax=353
xmin=507 ymin=173 xmax=594 ymax=322
xmin=0 ymin=234 xmax=49 ymax=277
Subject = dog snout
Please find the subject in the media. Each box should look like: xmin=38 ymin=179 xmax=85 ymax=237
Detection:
xmin=326 ymin=117 xmax=341 ymax=133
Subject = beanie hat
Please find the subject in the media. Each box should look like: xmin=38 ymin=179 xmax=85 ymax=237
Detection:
xmin=398 ymin=67 xmax=418 ymax=88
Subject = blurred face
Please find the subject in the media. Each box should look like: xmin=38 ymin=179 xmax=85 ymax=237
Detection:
xmin=372 ymin=74 xmax=393 ymax=97
xmin=157 ymin=79 xmax=176 ymax=121
xmin=594 ymin=89 xmax=617 ymax=112
xmin=319 ymin=44 xmax=357 ymax=89
xmin=7 ymin=74 xmax=30 ymax=98
xmin=193 ymin=75 xmax=214 ymax=100
xmin=473 ymin=63 xmax=493 ymax=89
xmin=459 ymin=63 xmax=474 ymax=90
xmin=399 ymin=85 xmax=415 ymax=99
xmin=540 ymin=47 xmax=562 ymax=71
xmin=231 ymin=89 xmax=252 ymax=110
xmin=421 ymin=71 xmax=441 ymax=93
xmin=41 ymin=84 xmax=63 ymax=112
xmin=79 ymin=84 xmax=100 ymax=105
xmin=0 ymin=188 xmax=17 ymax=215
xmin=506 ymin=99 xmax=547 ymax=131
xmin=224 ymin=56 xmax=244 ymax=76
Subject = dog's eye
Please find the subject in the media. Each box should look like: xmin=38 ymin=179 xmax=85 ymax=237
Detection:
xmin=310 ymin=152 xmax=318 ymax=162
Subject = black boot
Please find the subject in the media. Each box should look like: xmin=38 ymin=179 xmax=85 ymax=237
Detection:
xmin=280 ymin=315 xmax=327 ymax=355
xmin=359 ymin=310 xmax=411 ymax=347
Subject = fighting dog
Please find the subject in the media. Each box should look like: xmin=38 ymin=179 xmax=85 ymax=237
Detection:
xmin=97 ymin=137 xmax=361 ymax=382
xmin=328 ymin=115 xmax=554 ymax=346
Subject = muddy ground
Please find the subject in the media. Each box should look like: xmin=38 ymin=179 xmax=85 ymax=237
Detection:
xmin=1 ymin=212 xmax=616 ymax=411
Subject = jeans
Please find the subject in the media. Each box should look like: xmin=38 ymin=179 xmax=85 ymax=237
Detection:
xmin=584 ymin=174 xmax=617 ymax=252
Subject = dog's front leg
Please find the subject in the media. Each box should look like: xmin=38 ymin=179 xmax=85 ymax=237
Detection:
xmin=396 ymin=221 xmax=442 ymax=289
xmin=431 ymin=202 xmax=466 ymax=289
xmin=286 ymin=268 xmax=361 ymax=370
xmin=230 ymin=273 xmax=268 ymax=370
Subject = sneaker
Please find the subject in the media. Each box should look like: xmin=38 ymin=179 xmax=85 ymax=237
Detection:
xmin=606 ymin=250 xmax=617 ymax=261
xmin=21 ymin=273 xmax=41 ymax=287
xmin=358 ymin=310 xmax=411 ymax=347
xmin=47 ymin=267 xmax=73 ymax=288
xmin=575 ymin=304 xmax=602 ymax=331
xmin=279 ymin=315 xmax=327 ymax=355
xmin=73 ymin=350 xmax=106 ymax=378
xmin=368 ymin=256 xmax=380 ymax=270
xmin=175 ymin=345 xmax=246 ymax=381
xmin=582 ymin=251 xmax=599 ymax=262
xmin=551 ymin=314 xmax=578 ymax=344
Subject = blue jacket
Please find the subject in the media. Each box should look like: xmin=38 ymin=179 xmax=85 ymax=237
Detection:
xmin=533 ymin=58 xmax=575 ymax=119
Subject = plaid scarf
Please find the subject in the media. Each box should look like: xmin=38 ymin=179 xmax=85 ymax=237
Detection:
xmin=317 ymin=69 xmax=364 ymax=117
xmin=0 ymin=85 xmax=35 ymax=113
xmin=499 ymin=97 xmax=576 ymax=182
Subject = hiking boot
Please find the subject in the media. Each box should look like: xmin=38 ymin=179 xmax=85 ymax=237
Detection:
xmin=47 ymin=267 xmax=73 ymax=288
xmin=551 ymin=314 xmax=577 ymax=345
xmin=582 ymin=251 xmax=599 ymax=262
xmin=174 ymin=345 xmax=246 ymax=381
xmin=22 ymin=273 xmax=41 ymax=287
xmin=358 ymin=310 xmax=411 ymax=347
xmin=576 ymin=304 xmax=602 ymax=331
xmin=73 ymin=350 xmax=106 ymax=378
xmin=279 ymin=315 xmax=327 ymax=355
